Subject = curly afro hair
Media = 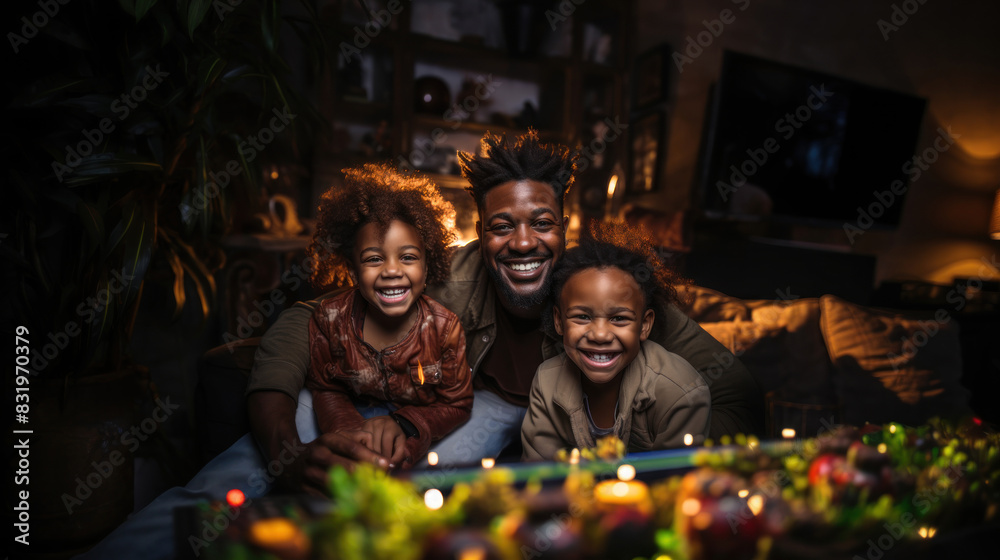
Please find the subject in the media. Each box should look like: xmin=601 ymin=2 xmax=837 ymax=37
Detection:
xmin=545 ymin=221 xmax=688 ymax=341
xmin=458 ymin=129 xmax=578 ymax=215
xmin=308 ymin=163 xmax=457 ymax=293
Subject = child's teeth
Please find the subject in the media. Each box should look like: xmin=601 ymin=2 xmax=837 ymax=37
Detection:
xmin=588 ymin=353 xmax=613 ymax=362
xmin=509 ymin=262 xmax=541 ymax=272
xmin=381 ymin=289 xmax=406 ymax=296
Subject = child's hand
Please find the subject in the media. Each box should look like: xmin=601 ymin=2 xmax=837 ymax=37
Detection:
xmin=359 ymin=416 xmax=408 ymax=467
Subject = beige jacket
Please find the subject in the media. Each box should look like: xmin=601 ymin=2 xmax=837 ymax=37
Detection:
xmin=521 ymin=340 xmax=711 ymax=461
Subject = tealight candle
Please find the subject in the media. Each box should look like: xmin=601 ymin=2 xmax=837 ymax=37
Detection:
xmin=248 ymin=518 xmax=310 ymax=560
xmin=593 ymin=479 xmax=651 ymax=513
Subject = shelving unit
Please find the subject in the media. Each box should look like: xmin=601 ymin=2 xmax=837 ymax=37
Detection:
xmin=313 ymin=0 xmax=634 ymax=241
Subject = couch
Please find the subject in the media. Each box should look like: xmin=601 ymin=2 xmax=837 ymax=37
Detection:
xmin=677 ymin=285 xmax=973 ymax=436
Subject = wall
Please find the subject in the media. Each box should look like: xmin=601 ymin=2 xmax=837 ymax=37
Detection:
xmin=631 ymin=0 xmax=1000 ymax=285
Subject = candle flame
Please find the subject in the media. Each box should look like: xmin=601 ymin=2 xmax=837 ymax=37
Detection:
xmin=683 ymin=433 xmax=694 ymax=446
xmin=459 ymin=548 xmax=487 ymax=560
xmin=889 ymin=424 xmax=897 ymax=434
xmin=607 ymin=174 xmax=619 ymax=197
xmin=427 ymin=452 xmax=439 ymax=466
xmin=569 ymin=448 xmax=580 ymax=465
xmin=481 ymin=457 xmax=495 ymax=469
xmin=738 ymin=489 xmax=749 ymax=498
xmin=781 ymin=428 xmax=796 ymax=439
xmin=747 ymin=494 xmax=764 ymax=516
xmin=417 ymin=361 xmax=425 ymax=385
xmin=681 ymin=498 xmax=701 ymax=516
xmin=424 ymin=488 xmax=444 ymax=510
xmin=617 ymin=464 xmax=636 ymax=482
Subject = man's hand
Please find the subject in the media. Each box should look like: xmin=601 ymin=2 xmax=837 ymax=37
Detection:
xmin=247 ymin=391 xmax=391 ymax=497
xmin=356 ymin=416 xmax=408 ymax=467
xmin=290 ymin=430 xmax=392 ymax=496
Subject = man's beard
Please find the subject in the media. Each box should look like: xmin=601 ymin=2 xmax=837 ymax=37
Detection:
xmin=486 ymin=259 xmax=553 ymax=311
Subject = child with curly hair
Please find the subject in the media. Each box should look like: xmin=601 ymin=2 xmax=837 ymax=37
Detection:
xmin=521 ymin=222 xmax=711 ymax=461
xmin=305 ymin=163 xmax=472 ymax=469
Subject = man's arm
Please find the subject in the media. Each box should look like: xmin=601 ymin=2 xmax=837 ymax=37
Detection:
xmin=654 ymin=304 xmax=765 ymax=438
xmin=247 ymin=391 xmax=388 ymax=495
xmin=246 ymin=301 xmax=388 ymax=494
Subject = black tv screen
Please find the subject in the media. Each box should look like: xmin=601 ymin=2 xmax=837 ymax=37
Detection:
xmin=699 ymin=51 xmax=927 ymax=228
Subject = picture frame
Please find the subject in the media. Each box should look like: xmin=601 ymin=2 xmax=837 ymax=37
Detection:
xmin=632 ymin=44 xmax=670 ymax=110
xmin=628 ymin=111 xmax=664 ymax=193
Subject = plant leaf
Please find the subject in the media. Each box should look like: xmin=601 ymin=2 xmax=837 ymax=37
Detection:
xmin=164 ymin=247 xmax=187 ymax=320
xmin=135 ymin=0 xmax=158 ymax=21
xmin=187 ymin=0 xmax=213 ymax=38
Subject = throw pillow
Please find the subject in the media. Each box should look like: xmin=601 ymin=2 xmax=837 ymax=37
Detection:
xmin=820 ymin=295 xmax=971 ymax=426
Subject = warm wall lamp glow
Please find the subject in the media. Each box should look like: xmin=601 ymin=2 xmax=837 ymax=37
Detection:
xmin=991 ymin=189 xmax=1000 ymax=240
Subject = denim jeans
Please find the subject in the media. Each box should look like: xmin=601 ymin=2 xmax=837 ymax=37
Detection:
xmin=74 ymin=388 xmax=525 ymax=560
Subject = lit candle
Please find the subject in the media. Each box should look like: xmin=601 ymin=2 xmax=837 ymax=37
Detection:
xmin=248 ymin=518 xmax=310 ymax=559
xmin=781 ymin=428 xmax=796 ymax=439
xmin=424 ymin=488 xmax=444 ymax=510
xmin=683 ymin=433 xmax=694 ymax=446
xmin=569 ymin=448 xmax=580 ymax=465
xmin=593 ymin=478 xmax=651 ymax=513
xmin=427 ymin=451 xmax=439 ymax=466
xmin=481 ymin=457 xmax=495 ymax=469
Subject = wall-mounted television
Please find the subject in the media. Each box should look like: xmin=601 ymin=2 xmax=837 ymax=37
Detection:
xmin=698 ymin=51 xmax=927 ymax=228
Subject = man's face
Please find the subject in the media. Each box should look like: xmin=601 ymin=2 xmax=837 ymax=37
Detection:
xmin=476 ymin=180 xmax=567 ymax=316
xmin=553 ymin=267 xmax=654 ymax=385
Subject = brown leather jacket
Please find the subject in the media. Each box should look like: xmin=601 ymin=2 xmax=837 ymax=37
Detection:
xmin=306 ymin=289 xmax=472 ymax=467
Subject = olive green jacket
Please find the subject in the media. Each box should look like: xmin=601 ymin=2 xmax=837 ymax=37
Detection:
xmin=521 ymin=340 xmax=711 ymax=461
xmin=247 ymin=241 xmax=763 ymax=438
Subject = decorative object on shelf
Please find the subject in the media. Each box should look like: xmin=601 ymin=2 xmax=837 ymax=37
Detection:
xmin=632 ymin=44 xmax=671 ymax=110
xmin=414 ymin=75 xmax=452 ymax=114
xmin=629 ymin=111 xmax=664 ymax=193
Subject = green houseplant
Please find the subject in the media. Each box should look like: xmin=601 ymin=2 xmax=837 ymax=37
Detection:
xmin=3 ymin=0 xmax=330 ymax=555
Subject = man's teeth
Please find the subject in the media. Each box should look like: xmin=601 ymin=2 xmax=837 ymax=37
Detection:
xmin=380 ymin=289 xmax=407 ymax=296
xmin=508 ymin=262 xmax=541 ymax=272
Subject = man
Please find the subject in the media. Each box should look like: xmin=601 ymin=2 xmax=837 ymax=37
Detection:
xmin=247 ymin=130 xmax=763 ymax=492
xmin=78 ymin=131 xmax=761 ymax=559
